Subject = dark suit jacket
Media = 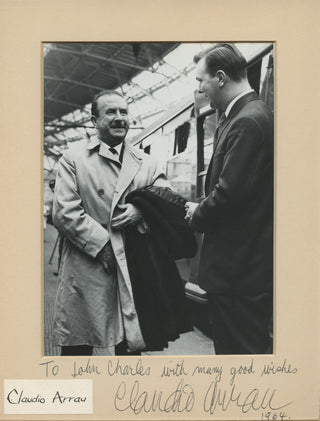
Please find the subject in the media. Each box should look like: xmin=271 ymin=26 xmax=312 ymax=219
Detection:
xmin=190 ymin=92 xmax=274 ymax=295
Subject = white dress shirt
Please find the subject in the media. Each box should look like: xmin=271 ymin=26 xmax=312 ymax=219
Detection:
xmin=225 ymin=89 xmax=255 ymax=117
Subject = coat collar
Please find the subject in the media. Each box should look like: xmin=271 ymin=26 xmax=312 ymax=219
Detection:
xmin=225 ymin=91 xmax=259 ymax=121
xmin=216 ymin=91 xmax=259 ymax=143
xmin=210 ymin=91 xmax=260 ymax=160
xmin=87 ymin=135 xmax=143 ymax=161
xmin=86 ymin=135 xmax=100 ymax=151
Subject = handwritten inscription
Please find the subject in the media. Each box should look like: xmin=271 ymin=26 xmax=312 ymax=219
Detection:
xmin=230 ymin=359 xmax=255 ymax=385
xmin=37 ymin=358 xmax=298 ymax=418
xmin=108 ymin=359 xmax=151 ymax=376
xmin=261 ymin=360 xmax=298 ymax=376
xmin=191 ymin=364 xmax=223 ymax=382
xmin=41 ymin=358 xmax=152 ymax=379
xmin=161 ymin=360 xmax=188 ymax=377
xmin=72 ymin=359 xmax=101 ymax=378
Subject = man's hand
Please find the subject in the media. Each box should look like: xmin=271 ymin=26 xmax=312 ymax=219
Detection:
xmin=184 ymin=201 xmax=198 ymax=224
xmin=111 ymin=203 xmax=142 ymax=230
xmin=98 ymin=242 xmax=117 ymax=274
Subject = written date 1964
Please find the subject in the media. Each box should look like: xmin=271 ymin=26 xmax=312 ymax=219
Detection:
xmin=261 ymin=411 xmax=290 ymax=420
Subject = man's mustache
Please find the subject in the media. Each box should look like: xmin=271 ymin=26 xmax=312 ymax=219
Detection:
xmin=110 ymin=123 xmax=128 ymax=129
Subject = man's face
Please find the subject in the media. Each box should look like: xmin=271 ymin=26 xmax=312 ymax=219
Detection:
xmin=92 ymin=94 xmax=129 ymax=145
xmin=196 ymin=58 xmax=221 ymax=109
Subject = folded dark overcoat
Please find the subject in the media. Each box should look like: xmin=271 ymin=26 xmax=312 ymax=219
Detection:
xmin=125 ymin=186 xmax=197 ymax=351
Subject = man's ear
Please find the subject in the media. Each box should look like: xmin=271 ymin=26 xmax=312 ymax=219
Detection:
xmin=216 ymin=70 xmax=227 ymax=87
xmin=91 ymin=116 xmax=97 ymax=127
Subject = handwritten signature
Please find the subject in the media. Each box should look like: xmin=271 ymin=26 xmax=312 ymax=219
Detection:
xmin=113 ymin=379 xmax=294 ymax=415
xmin=114 ymin=379 xmax=195 ymax=414
xmin=203 ymin=380 xmax=294 ymax=414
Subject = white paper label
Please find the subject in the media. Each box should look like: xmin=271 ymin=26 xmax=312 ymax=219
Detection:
xmin=4 ymin=379 xmax=93 ymax=414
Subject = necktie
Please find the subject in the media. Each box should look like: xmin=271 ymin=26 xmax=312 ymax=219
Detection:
xmin=204 ymin=112 xmax=226 ymax=195
xmin=109 ymin=147 xmax=123 ymax=163
xmin=213 ymin=112 xmax=226 ymax=146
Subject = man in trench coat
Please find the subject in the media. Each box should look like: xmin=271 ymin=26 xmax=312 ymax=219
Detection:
xmin=185 ymin=44 xmax=274 ymax=355
xmin=52 ymin=90 xmax=169 ymax=356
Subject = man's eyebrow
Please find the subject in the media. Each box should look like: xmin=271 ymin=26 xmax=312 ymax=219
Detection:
xmin=105 ymin=107 xmax=128 ymax=111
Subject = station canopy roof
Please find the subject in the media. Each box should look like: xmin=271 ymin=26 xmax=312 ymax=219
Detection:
xmin=43 ymin=42 xmax=212 ymax=159
xmin=44 ymin=43 xmax=179 ymax=124
xmin=43 ymin=42 xmax=271 ymax=164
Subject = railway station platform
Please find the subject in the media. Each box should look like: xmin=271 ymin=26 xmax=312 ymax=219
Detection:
xmin=43 ymin=223 xmax=214 ymax=357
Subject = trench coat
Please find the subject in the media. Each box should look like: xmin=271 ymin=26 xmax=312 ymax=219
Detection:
xmin=190 ymin=92 xmax=274 ymax=296
xmin=52 ymin=136 xmax=167 ymax=350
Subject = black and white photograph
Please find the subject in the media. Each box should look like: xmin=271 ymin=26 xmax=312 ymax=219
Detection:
xmin=43 ymin=42 xmax=274 ymax=357
xmin=1 ymin=1 xmax=319 ymax=419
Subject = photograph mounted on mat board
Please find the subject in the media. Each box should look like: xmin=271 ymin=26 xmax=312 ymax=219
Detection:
xmin=43 ymin=41 xmax=274 ymax=358
xmin=0 ymin=0 xmax=319 ymax=420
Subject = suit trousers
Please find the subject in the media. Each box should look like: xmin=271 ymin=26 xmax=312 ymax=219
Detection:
xmin=207 ymin=292 xmax=273 ymax=355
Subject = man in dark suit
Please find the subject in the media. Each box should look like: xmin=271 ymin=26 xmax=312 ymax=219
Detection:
xmin=185 ymin=44 xmax=273 ymax=354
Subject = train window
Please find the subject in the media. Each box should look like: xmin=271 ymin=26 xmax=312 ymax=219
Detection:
xmin=259 ymin=52 xmax=274 ymax=111
xmin=166 ymin=118 xmax=197 ymax=201
xmin=246 ymin=50 xmax=274 ymax=110
xmin=173 ymin=121 xmax=190 ymax=154
xmin=144 ymin=145 xmax=150 ymax=154
xmin=247 ymin=58 xmax=262 ymax=94
xmin=204 ymin=113 xmax=217 ymax=145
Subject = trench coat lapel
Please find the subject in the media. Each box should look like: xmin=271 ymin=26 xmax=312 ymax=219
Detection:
xmin=87 ymin=137 xmax=143 ymax=216
xmin=111 ymin=141 xmax=142 ymax=216
xmin=87 ymin=135 xmax=122 ymax=163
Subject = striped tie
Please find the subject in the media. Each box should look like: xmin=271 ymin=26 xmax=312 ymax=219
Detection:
xmin=204 ymin=112 xmax=227 ymax=195
xmin=109 ymin=146 xmax=123 ymax=163
xmin=213 ymin=112 xmax=226 ymax=146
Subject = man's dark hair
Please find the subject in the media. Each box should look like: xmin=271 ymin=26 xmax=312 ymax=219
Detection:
xmin=194 ymin=43 xmax=247 ymax=81
xmin=91 ymin=90 xmax=126 ymax=118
